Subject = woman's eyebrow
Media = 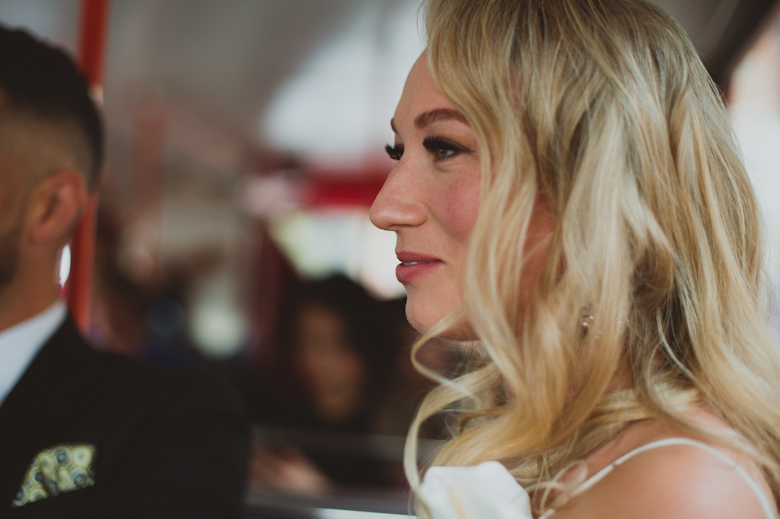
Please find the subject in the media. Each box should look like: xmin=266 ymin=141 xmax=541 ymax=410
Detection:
xmin=389 ymin=109 xmax=469 ymax=134
xmin=414 ymin=108 xmax=468 ymax=129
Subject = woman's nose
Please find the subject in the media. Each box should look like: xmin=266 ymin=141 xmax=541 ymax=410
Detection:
xmin=369 ymin=167 xmax=427 ymax=231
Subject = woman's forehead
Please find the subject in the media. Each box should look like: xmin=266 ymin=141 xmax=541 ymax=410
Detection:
xmin=394 ymin=54 xmax=463 ymax=130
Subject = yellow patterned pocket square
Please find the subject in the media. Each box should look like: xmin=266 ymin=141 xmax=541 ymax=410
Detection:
xmin=12 ymin=443 xmax=96 ymax=508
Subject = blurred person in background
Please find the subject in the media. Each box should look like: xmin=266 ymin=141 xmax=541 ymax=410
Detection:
xmin=0 ymin=25 xmax=249 ymax=518
xmin=248 ymin=275 xmax=401 ymax=491
xmin=90 ymin=207 xmax=216 ymax=370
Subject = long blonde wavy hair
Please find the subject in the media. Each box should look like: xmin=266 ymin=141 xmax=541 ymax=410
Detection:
xmin=405 ymin=0 xmax=780 ymax=515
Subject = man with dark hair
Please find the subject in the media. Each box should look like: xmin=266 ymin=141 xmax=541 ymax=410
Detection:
xmin=0 ymin=25 xmax=250 ymax=518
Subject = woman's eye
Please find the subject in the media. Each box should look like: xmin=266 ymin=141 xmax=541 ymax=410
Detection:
xmin=435 ymin=148 xmax=456 ymax=159
xmin=423 ymin=137 xmax=465 ymax=160
xmin=385 ymin=144 xmax=403 ymax=161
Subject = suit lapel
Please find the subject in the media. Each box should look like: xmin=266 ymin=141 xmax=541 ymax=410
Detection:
xmin=0 ymin=316 xmax=97 ymax=509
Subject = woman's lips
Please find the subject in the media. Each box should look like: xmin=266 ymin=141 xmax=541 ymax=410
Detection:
xmin=396 ymin=252 xmax=443 ymax=284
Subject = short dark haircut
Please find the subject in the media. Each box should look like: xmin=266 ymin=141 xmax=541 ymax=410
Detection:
xmin=0 ymin=24 xmax=103 ymax=189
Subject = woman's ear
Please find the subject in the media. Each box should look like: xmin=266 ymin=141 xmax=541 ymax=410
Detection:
xmin=25 ymin=170 xmax=88 ymax=245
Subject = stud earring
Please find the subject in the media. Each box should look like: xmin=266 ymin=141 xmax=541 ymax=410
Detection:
xmin=580 ymin=306 xmax=594 ymax=329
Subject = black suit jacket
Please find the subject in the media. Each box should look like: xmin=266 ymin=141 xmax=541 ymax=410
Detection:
xmin=0 ymin=316 xmax=250 ymax=518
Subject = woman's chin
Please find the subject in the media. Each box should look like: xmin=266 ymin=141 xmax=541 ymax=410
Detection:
xmin=406 ymin=309 xmax=478 ymax=342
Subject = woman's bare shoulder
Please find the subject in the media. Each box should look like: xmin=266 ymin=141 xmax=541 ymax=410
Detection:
xmin=548 ymin=408 xmax=775 ymax=519
xmin=551 ymin=438 xmax=773 ymax=519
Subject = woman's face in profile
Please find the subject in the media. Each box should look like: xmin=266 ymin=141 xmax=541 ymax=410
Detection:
xmin=370 ymin=54 xmax=481 ymax=339
xmin=371 ymin=54 xmax=555 ymax=340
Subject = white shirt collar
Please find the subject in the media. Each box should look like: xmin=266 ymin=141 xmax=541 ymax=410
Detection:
xmin=0 ymin=300 xmax=68 ymax=408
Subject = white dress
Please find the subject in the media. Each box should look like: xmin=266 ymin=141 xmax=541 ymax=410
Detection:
xmin=419 ymin=438 xmax=777 ymax=519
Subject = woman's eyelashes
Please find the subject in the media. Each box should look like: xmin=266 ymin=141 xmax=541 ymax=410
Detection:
xmin=385 ymin=137 xmax=469 ymax=162
xmin=423 ymin=136 xmax=469 ymax=160
xmin=385 ymin=143 xmax=403 ymax=161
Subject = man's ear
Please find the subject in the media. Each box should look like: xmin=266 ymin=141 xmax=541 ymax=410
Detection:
xmin=25 ymin=170 xmax=88 ymax=245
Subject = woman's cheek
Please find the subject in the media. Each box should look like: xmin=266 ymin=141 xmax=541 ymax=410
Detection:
xmin=438 ymin=169 xmax=481 ymax=241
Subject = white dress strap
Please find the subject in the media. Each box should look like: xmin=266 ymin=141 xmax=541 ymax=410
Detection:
xmin=539 ymin=437 xmax=777 ymax=519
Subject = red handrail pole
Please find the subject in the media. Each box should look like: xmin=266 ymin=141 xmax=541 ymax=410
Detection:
xmin=67 ymin=0 xmax=110 ymax=333
xmin=78 ymin=0 xmax=109 ymax=87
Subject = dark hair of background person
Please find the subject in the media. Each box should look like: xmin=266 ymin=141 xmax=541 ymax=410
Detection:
xmin=276 ymin=274 xmax=398 ymax=406
xmin=0 ymin=24 xmax=103 ymax=188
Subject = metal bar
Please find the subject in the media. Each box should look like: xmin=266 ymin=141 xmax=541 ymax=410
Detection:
xmin=246 ymin=487 xmax=412 ymax=518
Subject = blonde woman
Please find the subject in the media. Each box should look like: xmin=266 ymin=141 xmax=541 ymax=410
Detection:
xmin=370 ymin=0 xmax=780 ymax=517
